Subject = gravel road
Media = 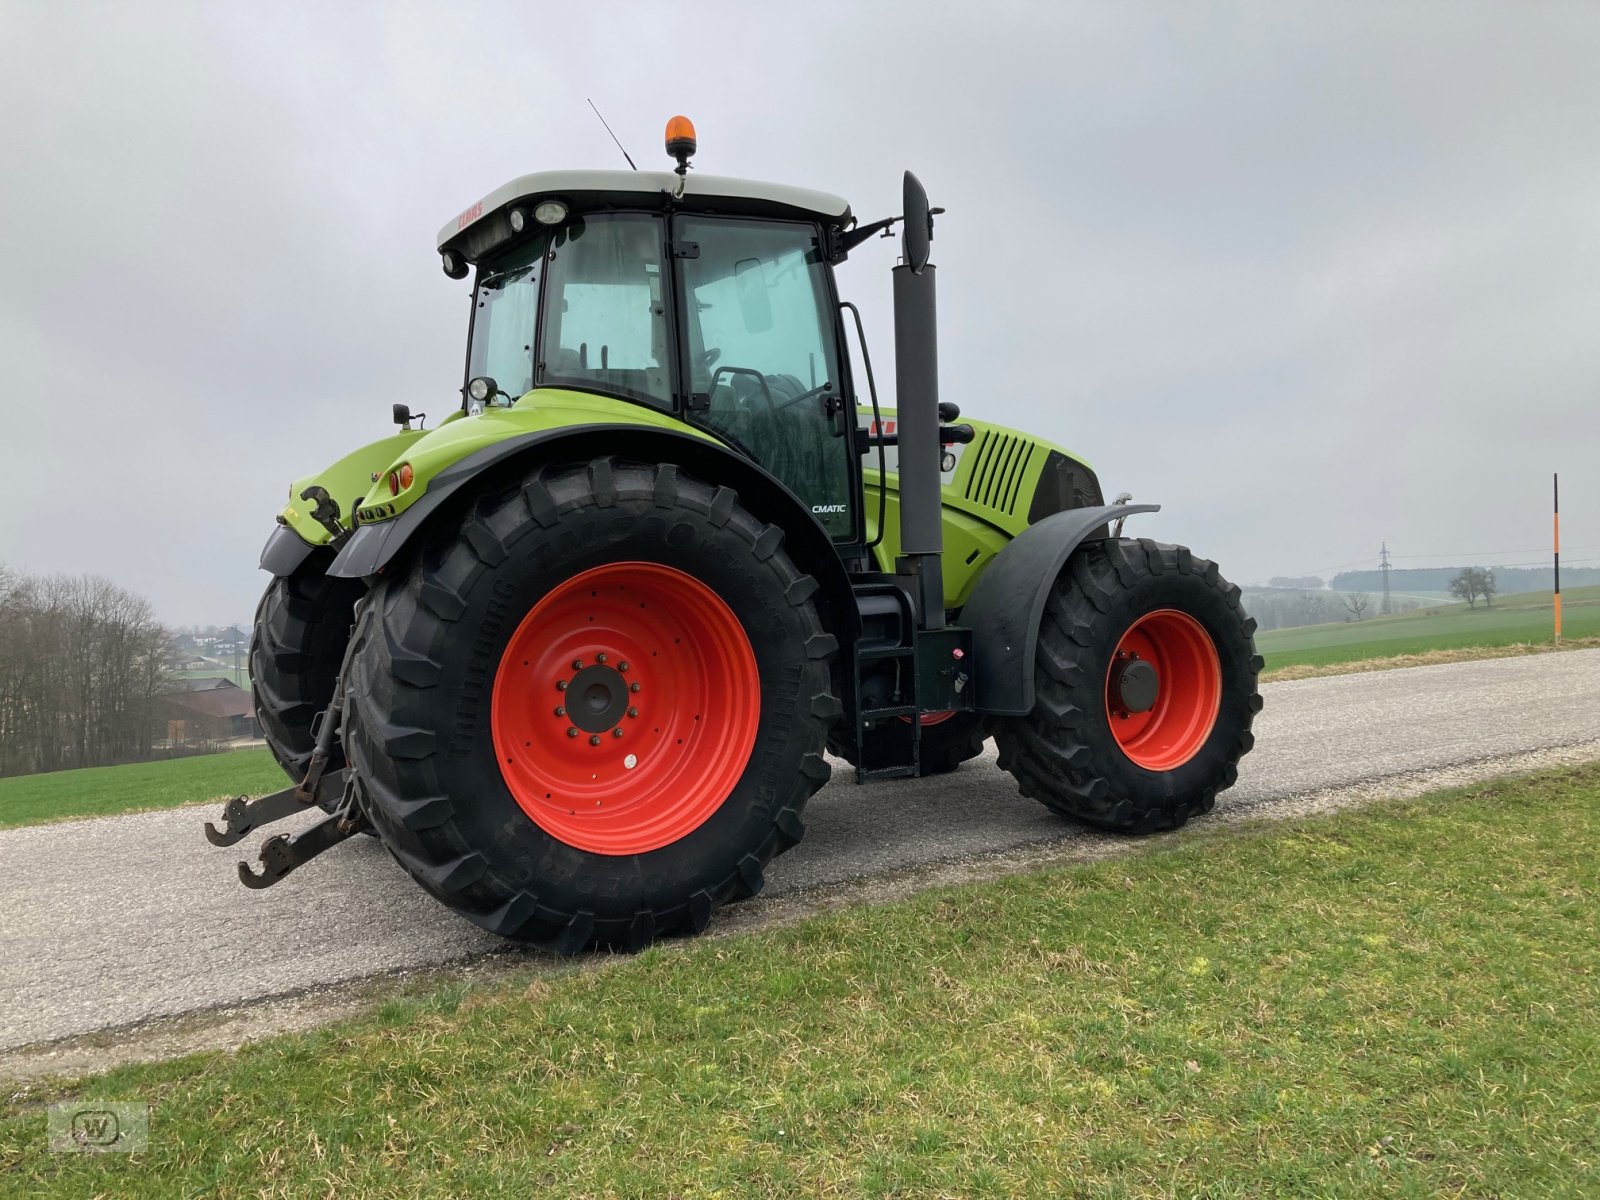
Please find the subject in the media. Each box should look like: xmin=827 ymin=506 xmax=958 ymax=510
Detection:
xmin=3 ymin=649 xmax=1598 ymax=1056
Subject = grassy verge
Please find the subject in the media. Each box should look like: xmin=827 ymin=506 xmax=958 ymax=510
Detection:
xmin=1256 ymin=582 xmax=1600 ymax=672
xmin=5 ymin=764 xmax=1598 ymax=1197
xmin=1260 ymin=635 xmax=1600 ymax=683
xmin=0 ymin=749 xmax=286 ymax=830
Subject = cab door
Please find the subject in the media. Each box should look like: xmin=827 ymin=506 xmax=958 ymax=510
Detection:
xmin=674 ymin=216 xmax=857 ymax=542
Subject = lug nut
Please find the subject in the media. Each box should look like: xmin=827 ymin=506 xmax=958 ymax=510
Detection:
xmin=554 ymin=706 xmax=566 ymax=717
xmin=556 ymin=680 xmax=568 ymax=691
xmin=627 ymin=707 xmax=639 ymax=718
xmin=567 ymin=727 xmax=579 ymax=738
xmin=589 ymin=734 xmax=602 ymax=746
xmin=572 ymin=659 xmax=584 ymax=671
xmin=630 ymin=682 xmax=641 ymax=693
xmin=618 ymin=661 xmax=629 ymax=672
xmin=596 ymin=653 xmax=607 ymax=664
xmin=613 ymin=727 xmax=624 ymax=738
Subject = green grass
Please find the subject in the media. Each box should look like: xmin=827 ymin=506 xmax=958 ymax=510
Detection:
xmin=0 ymin=749 xmax=286 ymax=829
xmin=1257 ymin=583 xmax=1600 ymax=671
xmin=5 ymin=763 xmax=1598 ymax=1197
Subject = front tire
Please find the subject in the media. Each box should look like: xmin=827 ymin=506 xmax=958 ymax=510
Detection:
xmin=993 ymin=538 xmax=1262 ymax=832
xmin=342 ymin=458 xmax=840 ymax=954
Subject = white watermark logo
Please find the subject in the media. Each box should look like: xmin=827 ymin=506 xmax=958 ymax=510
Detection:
xmin=47 ymin=1101 xmax=148 ymax=1153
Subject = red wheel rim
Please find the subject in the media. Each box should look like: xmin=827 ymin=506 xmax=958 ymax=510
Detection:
xmin=898 ymin=710 xmax=958 ymax=727
xmin=490 ymin=562 xmax=760 ymax=855
xmin=1105 ymin=608 xmax=1221 ymax=771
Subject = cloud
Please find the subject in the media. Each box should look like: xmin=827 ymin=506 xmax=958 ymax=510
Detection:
xmin=1 ymin=0 xmax=1595 ymax=625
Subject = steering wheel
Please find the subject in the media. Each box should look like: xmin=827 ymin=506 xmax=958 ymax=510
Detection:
xmin=694 ymin=347 xmax=722 ymax=376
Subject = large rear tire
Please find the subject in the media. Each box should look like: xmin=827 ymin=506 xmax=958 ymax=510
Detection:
xmin=249 ymin=563 xmax=364 ymax=780
xmin=992 ymin=538 xmax=1261 ymax=832
xmin=342 ymin=458 xmax=840 ymax=953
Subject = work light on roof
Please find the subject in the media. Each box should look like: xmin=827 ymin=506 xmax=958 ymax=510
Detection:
xmin=508 ymin=207 xmax=528 ymax=233
xmin=533 ymin=199 xmax=568 ymax=226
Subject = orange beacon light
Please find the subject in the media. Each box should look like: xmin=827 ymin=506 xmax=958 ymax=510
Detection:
xmin=665 ymin=115 xmax=697 ymax=175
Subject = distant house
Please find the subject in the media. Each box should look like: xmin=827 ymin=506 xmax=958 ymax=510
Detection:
xmin=172 ymin=676 xmax=237 ymax=692
xmin=214 ymin=625 xmax=249 ymax=653
xmin=157 ymin=678 xmax=261 ymax=743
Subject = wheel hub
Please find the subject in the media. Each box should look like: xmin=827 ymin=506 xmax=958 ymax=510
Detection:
xmin=564 ymin=663 xmax=630 ymax=733
xmin=1109 ymin=653 xmax=1159 ymax=716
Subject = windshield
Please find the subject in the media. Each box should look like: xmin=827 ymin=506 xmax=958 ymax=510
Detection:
xmin=466 ymin=235 xmax=546 ymax=405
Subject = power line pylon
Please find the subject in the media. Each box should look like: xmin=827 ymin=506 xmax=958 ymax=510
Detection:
xmin=1379 ymin=542 xmax=1393 ymax=615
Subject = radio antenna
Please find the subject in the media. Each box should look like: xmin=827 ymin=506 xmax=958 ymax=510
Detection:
xmin=587 ymin=99 xmax=638 ymax=171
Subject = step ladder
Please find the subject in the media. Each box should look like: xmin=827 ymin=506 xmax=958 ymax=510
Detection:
xmin=850 ymin=579 xmax=922 ymax=782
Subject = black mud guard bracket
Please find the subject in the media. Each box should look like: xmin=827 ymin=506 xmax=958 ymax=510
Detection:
xmin=962 ymin=503 xmax=1161 ymax=716
xmin=324 ymin=423 xmax=861 ymax=646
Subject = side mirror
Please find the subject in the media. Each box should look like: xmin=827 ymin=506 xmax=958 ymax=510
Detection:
xmin=393 ymin=403 xmax=412 ymax=427
xmin=734 ymin=258 xmax=773 ymax=333
xmin=902 ymin=171 xmax=935 ymax=274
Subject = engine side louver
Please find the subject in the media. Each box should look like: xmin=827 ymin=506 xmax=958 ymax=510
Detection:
xmin=963 ymin=430 xmax=1037 ymax=516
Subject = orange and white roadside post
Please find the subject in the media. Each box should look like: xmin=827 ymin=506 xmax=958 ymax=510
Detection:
xmin=1553 ymin=473 xmax=1562 ymax=644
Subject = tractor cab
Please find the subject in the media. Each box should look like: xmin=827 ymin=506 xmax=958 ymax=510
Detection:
xmin=441 ymin=155 xmax=861 ymax=543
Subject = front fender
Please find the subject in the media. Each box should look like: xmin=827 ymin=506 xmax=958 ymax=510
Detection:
xmin=963 ymin=503 xmax=1160 ymax=715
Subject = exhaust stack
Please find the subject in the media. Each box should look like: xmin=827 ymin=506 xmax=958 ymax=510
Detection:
xmin=892 ymin=171 xmax=944 ymax=629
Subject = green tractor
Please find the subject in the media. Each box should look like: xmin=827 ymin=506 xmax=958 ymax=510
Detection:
xmin=208 ymin=118 xmax=1261 ymax=953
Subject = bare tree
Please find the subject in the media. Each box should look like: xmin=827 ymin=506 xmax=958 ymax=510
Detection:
xmin=0 ymin=566 xmax=175 ymax=777
xmin=1472 ymin=566 xmax=1497 ymax=609
xmin=1342 ymin=592 xmax=1371 ymax=621
xmin=1449 ymin=568 xmax=1481 ymax=609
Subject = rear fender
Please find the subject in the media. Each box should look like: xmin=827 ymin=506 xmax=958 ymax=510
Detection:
xmin=327 ymin=424 xmax=861 ymax=647
xmin=260 ymin=525 xmax=321 ymax=577
xmin=963 ymin=503 xmax=1160 ymax=715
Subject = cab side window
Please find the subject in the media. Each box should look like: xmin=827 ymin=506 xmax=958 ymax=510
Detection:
xmin=539 ymin=214 xmax=672 ymax=409
xmin=677 ymin=217 xmax=853 ymax=539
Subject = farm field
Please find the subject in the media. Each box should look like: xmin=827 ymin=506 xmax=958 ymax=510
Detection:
xmin=3 ymin=763 xmax=1596 ymax=1196
xmin=0 ymin=749 xmax=285 ymax=830
xmin=1257 ymin=583 xmax=1600 ymax=671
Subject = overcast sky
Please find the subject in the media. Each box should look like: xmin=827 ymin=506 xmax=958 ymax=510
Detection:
xmin=3 ymin=1 xmax=1597 ymax=625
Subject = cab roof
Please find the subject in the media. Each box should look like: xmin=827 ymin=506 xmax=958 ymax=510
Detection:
xmin=437 ymin=169 xmax=852 ymax=259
